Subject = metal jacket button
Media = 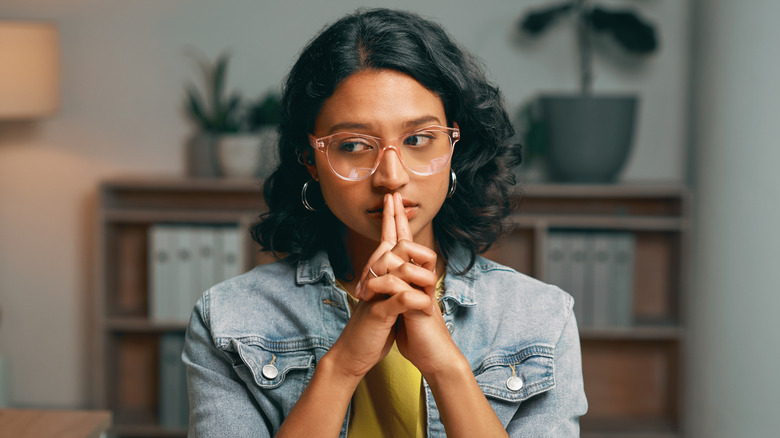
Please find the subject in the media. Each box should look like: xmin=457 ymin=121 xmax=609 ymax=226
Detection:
xmin=506 ymin=375 xmax=523 ymax=391
xmin=262 ymin=364 xmax=279 ymax=380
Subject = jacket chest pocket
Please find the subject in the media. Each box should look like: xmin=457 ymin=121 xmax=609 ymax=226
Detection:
xmin=229 ymin=340 xmax=316 ymax=416
xmin=474 ymin=344 xmax=556 ymax=422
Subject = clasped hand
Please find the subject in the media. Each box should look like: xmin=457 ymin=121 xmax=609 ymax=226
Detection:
xmin=330 ymin=192 xmax=457 ymax=379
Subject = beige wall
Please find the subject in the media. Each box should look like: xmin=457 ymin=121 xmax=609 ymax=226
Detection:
xmin=0 ymin=0 xmax=689 ymax=408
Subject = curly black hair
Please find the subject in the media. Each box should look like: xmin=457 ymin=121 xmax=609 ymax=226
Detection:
xmin=252 ymin=8 xmax=521 ymax=278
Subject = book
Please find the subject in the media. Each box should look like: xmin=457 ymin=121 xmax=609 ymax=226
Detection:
xmin=567 ymin=232 xmax=591 ymax=327
xmin=172 ymin=227 xmax=197 ymax=323
xmin=587 ymin=232 xmax=637 ymax=327
xmin=192 ymin=227 xmax=217 ymax=310
xmin=590 ymin=233 xmax=612 ymax=327
xmin=546 ymin=231 xmax=590 ymax=326
xmin=159 ymin=332 xmax=188 ymax=429
xmin=544 ymin=232 xmax=567 ymax=289
xmin=150 ymin=224 xmax=247 ymax=323
xmin=216 ymin=226 xmax=244 ymax=282
xmin=149 ymin=225 xmax=175 ymax=321
xmin=609 ymin=233 xmax=636 ymax=327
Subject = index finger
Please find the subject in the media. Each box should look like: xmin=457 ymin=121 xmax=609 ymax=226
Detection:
xmin=381 ymin=193 xmax=397 ymax=245
xmin=393 ymin=192 xmax=413 ymax=242
xmin=357 ymin=194 xmax=397 ymax=299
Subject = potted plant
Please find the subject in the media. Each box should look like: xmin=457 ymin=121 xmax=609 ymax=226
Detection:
xmin=183 ymin=51 xmax=242 ymax=178
xmin=519 ymin=0 xmax=658 ymax=182
xmin=184 ymin=52 xmax=281 ymax=179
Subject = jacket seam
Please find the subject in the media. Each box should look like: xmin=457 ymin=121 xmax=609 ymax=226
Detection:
xmin=215 ymin=335 xmax=332 ymax=352
xmin=481 ymin=376 xmax=555 ymax=400
xmin=476 ymin=344 xmax=555 ymax=373
xmin=202 ymin=289 xmax=211 ymax=327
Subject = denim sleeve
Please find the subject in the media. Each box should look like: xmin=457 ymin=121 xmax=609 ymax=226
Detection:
xmin=182 ymin=293 xmax=272 ymax=437
xmin=505 ymin=307 xmax=589 ymax=437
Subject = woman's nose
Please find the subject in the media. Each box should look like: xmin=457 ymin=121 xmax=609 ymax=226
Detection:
xmin=372 ymin=146 xmax=409 ymax=190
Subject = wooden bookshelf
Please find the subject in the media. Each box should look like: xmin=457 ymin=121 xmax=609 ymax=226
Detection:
xmin=483 ymin=183 xmax=690 ymax=438
xmin=95 ymin=177 xmax=272 ymax=437
xmin=95 ymin=177 xmax=689 ymax=437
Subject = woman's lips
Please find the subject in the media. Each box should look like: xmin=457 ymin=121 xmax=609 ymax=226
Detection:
xmin=367 ymin=205 xmax=418 ymax=220
xmin=403 ymin=205 xmax=417 ymax=220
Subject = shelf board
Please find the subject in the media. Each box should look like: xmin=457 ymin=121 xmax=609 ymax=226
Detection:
xmin=105 ymin=318 xmax=187 ymax=332
xmin=509 ymin=214 xmax=687 ymax=231
xmin=520 ymin=183 xmax=688 ymax=199
xmin=102 ymin=209 xmax=256 ymax=224
xmin=579 ymin=326 xmax=682 ymax=341
xmin=110 ymin=424 xmax=187 ymax=437
xmin=102 ymin=175 xmax=263 ymax=192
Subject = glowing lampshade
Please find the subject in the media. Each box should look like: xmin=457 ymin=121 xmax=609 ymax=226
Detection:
xmin=0 ymin=21 xmax=59 ymax=119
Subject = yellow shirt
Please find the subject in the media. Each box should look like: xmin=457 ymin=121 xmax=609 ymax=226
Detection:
xmin=339 ymin=276 xmax=445 ymax=438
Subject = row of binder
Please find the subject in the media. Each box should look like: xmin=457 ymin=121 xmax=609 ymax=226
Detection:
xmin=149 ymin=224 xmax=245 ymax=323
xmin=545 ymin=231 xmax=636 ymax=327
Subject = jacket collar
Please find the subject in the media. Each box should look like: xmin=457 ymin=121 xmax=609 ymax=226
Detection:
xmin=296 ymin=250 xmax=335 ymax=285
xmin=441 ymin=245 xmax=478 ymax=309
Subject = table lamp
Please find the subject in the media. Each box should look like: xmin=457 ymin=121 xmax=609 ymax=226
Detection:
xmin=0 ymin=20 xmax=59 ymax=120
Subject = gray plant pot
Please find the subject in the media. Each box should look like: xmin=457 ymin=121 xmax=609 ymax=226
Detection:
xmin=540 ymin=94 xmax=638 ymax=183
xmin=185 ymin=133 xmax=220 ymax=178
xmin=186 ymin=129 xmax=279 ymax=180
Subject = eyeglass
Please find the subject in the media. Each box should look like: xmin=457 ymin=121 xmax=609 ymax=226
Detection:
xmin=308 ymin=125 xmax=459 ymax=181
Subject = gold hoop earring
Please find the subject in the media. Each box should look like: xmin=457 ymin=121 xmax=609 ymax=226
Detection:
xmin=447 ymin=169 xmax=457 ymax=198
xmin=301 ymin=179 xmax=323 ymax=212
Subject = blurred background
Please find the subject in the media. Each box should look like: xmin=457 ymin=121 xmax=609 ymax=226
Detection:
xmin=0 ymin=0 xmax=778 ymax=437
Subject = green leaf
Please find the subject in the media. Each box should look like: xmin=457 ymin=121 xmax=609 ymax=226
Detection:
xmin=213 ymin=52 xmax=230 ymax=114
xmin=185 ymin=86 xmax=207 ymax=125
xmin=246 ymin=92 xmax=282 ymax=130
xmin=182 ymin=49 xmax=247 ymax=133
xmin=587 ymin=7 xmax=658 ymax=54
xmin=520 ymin=1 xmax=575 ymax=35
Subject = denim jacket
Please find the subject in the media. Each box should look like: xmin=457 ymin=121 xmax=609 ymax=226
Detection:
xmin=183 ymin=246 xmax=588 ymax=437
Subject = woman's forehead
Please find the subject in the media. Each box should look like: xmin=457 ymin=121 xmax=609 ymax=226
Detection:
xmin=313 ymin=69 xmax=446 ymax=136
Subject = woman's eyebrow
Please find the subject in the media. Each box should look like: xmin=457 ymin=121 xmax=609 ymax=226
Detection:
xmin=327 ymin=122 xmax=372 ymax=135
xmin=403 ymin=115 xmax=443 ymax=129
xmin=326 ymin=115 xmax=443 ymax=135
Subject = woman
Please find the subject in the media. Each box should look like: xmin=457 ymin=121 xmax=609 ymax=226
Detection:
xmin=184 ymin=8 xmax=587 ymax=437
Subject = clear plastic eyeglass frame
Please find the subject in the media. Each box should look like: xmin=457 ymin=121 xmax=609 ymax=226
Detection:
xmin=307 ymin=125 xmax=460 ymax=181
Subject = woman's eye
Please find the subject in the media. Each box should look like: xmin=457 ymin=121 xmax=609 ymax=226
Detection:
xmin=404 ymin=133 xmax=434 ymax=147
xmin=338 ymin=138 xmax=373 ymax=153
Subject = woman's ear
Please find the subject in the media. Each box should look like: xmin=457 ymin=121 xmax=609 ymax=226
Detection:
xmin=303 ymin=151 xmax=319 ymax=181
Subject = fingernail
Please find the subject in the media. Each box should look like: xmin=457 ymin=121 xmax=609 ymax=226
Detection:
xmin=355 ymin=280 xmax=363 ymax=299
